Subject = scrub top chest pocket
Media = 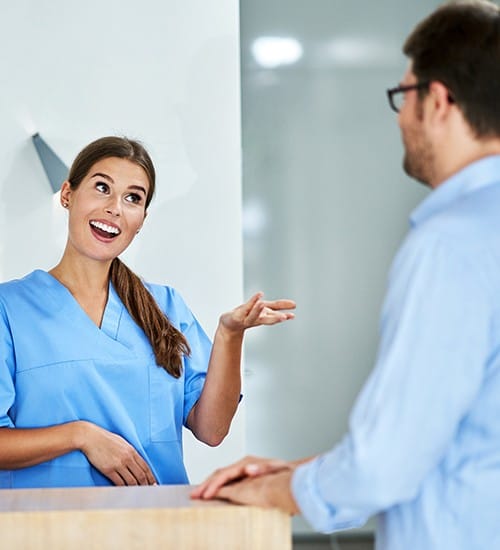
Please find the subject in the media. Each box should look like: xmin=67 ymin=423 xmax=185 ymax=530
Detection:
xmin=148 ymin=360 xmax=184 ymax=443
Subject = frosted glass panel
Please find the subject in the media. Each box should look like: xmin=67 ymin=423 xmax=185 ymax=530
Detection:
xmin=240 ymin=0 xmax=441 ymax=534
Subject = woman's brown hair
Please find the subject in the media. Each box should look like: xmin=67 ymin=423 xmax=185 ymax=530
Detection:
xmin=67 ymin=136 xmax=190 ymax=377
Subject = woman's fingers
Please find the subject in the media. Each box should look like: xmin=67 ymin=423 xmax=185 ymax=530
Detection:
xmin=241 ymin=292 xmax=264 ymax=316
xmin=126 ymin=455 xmax=157 ymax=486
xmin=107 ymin=471 xmax=127 ymax=487
xmin=245 ymin=298 xmax=296 ymax=327
xmin=219 ymin=295 xmax=296 ymax=332
xmin=119 ymin=467 xmax=141 ymax=486
xmin=82 ymin=423 xmax=157 ymax=486
xmin=110 ymin=460 xmax=156 ymax=486
xmin=262 ymin=299 xmax=296 ymax=311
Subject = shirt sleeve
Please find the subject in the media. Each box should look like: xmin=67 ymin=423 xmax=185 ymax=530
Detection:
xmin=292 ymin=231 xmax=490 ymax=532
xmin=0 ymin=298 xmax=16 ymax=428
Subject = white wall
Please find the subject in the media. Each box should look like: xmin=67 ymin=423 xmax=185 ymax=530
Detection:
xmin=0 ymin=0 xmax=243 ymax=483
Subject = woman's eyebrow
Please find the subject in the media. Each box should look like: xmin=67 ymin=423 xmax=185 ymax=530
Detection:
xmin=90 ymin=172 xmax=114 ymax=182
xmin=129 ymin=185 xmax=147 ymax=196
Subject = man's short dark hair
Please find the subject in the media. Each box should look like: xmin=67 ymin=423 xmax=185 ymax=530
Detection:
xmin=404 ymin=0 xmax=500 ymax=138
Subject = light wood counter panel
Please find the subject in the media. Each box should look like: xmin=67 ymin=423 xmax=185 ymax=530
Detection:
xmin=0 ymin=484 xmax=291 ymax=549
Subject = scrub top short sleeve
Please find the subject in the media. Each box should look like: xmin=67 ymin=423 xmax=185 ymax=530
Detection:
xmin=0 ymin=298 xmax=15 ymax=428
xmin=145 ymin=284 xmax=212 ymax=425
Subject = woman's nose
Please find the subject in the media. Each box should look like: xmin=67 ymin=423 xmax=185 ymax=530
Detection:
xmin=105 ymin=197 xmax=121 ymax=217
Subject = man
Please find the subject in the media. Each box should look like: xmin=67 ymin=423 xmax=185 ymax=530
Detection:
xmin=192 ymin=1 xmax=500 ymax=548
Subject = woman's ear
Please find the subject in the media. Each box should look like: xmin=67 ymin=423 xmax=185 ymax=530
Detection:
xmin=136 ymin=211 xmax=148 ymax=234
xmin=60 ymin=181 xmax=72 ymax=209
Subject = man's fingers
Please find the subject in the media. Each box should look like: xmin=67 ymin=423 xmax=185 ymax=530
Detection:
xmin=192 ymin=465 xmax=247 ymax=499
xmin=216 ymin=470 xmax=299 ymax=515
xmin=244 ymin=460 xmax=289 ymax=475
xmin=191 ymin=457 xmax=291 ymax=499
xmin=215 ymin=483 xmax=237 ymax=502
xmin=192 ymin=459 xmax=260 ymax=499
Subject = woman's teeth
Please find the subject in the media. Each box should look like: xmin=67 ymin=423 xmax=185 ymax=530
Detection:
xmin=90 ymin=220 xmax=120 ymax=236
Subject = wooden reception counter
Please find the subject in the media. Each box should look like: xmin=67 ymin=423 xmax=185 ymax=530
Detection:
xmin=0 ymin=484 xmax=291 ymax=549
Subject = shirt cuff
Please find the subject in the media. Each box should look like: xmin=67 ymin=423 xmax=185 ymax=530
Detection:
xmin=292 ymin=455 xmax=367 ymax=533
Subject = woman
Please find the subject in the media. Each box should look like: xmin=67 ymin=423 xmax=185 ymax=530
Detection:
xmin=0 ymin=136 xmax=295 ymax=488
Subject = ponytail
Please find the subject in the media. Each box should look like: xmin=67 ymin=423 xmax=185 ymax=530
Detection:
xmin=110 ymin=258 xmax=190 ymax=378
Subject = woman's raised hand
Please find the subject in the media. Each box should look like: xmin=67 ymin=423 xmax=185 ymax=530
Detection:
xmin=219 ymin=293 xmax=296 ymax=334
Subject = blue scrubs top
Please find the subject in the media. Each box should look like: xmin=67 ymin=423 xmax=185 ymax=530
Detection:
xmin=0 ymin=270 xmax=211 ymax=488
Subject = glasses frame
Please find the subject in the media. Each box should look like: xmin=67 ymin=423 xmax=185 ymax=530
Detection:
xmin=386 ymin=82 xmax=430 ymax=113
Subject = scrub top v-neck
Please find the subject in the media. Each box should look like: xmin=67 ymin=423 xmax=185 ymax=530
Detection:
xmin=0 ymin=270 xmax=211 ymax=488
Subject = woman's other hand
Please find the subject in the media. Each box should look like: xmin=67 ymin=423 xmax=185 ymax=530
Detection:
xmin=219 ymin=293 xmax=295 ymax=334
xmin=78 ymin=421 xmax=157 ymax=486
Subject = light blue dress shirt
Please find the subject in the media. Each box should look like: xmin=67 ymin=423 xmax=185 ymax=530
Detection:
xmin=0 ymin=270 xmax=211 ymax=488
xmin=292 ymin=156 xmax=500 ymax=549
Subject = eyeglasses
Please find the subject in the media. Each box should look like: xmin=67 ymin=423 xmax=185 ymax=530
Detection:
xmin=386 ymin=82 xmax=430 ymax=113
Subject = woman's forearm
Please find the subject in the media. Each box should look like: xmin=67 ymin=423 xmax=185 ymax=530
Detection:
xmin=187 ymin=323 xmax=243 ymax=446
xmin=0 ymin=422 xmax=157 ymax=485
xmin=187 ymin=293 xmax=295 ymax=447
xmin=0 ymin=422 xmax=86 ymax=470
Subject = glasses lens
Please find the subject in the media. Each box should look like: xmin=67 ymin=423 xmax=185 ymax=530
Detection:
xmin=392 ymin=91 xmax=405 ymax=112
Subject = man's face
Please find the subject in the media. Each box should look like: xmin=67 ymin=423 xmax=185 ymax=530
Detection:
xmin=398 ymin=67 xmax=435 ymax=187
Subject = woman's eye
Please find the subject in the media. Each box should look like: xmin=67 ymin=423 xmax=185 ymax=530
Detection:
xmin=96 ymin=182 xmax=109 ymax=193
xmin=125 ymin=193 xmax=142 ymax=204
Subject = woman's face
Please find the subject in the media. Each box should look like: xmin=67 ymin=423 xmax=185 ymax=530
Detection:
xmin=60 ymin=157 xmax=150 ymax=264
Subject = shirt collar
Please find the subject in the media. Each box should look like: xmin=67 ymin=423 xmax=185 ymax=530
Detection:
xmin=410 ymin=155 xmax=500 ymax=227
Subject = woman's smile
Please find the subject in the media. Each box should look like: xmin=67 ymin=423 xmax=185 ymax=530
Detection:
xmin=89 ymin=219 xmax=122 ymax=242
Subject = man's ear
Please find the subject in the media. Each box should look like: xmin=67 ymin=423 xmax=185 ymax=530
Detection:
xmin=60 ymin=181 xmax=72 ymax=208
xmin=428 ymin=81 xmax=455 ymax=121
